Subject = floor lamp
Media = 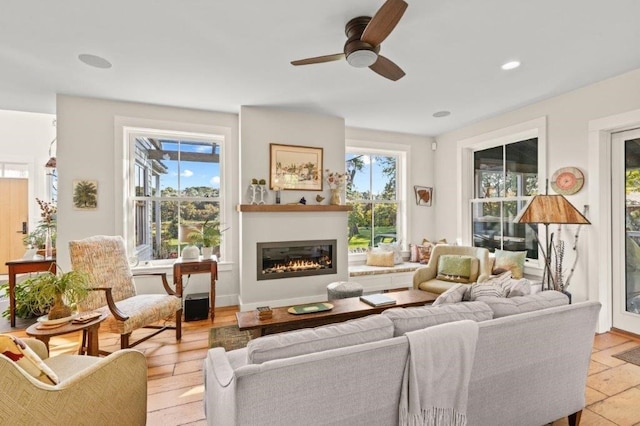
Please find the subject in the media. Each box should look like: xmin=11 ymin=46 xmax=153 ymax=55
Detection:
xmin=514 ymin=194 xmax=590 ymax=291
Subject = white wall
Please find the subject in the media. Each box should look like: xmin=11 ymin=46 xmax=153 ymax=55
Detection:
xmin=238 ymin=107 xmax=348 ymax=309
xmin=434 ymin=67 xmax=640 ymax=331
xmin=345 ymin=127 xmax=435 ymax=244
xmin=55 ymin=95 xmax=240 ymax=304
xmin=0 ymin=110 xmax=56 ymax=230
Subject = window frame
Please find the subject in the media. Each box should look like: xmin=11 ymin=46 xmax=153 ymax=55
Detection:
xmin=117 ymin=119 xmax=232 ymax=265
xmin=345 ymin=139 xmax=408 ymax=255
xmin=457 ymin=117 xmax=547 ymax=271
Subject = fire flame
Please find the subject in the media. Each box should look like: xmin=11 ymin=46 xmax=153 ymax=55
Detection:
xmin=263 ymin=256 xmax=331 ymax=274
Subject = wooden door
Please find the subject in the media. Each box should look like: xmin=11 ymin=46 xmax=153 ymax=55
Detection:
xmin=0 ymin=178 xmax=28 ymax=273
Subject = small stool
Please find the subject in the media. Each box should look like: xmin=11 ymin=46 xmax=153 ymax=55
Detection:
xmin=327 ymin=281 xmax=364 ymax=300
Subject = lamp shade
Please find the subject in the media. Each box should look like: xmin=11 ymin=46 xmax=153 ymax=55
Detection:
xmin=514 ymin=194 xmax=590 ymax=225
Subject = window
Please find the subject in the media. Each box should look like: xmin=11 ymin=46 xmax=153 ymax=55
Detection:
xmin=471 ymin=138 xmax=539 ymax=259
xmin=127 ymin=131 xmax=224 ymax=261
xmin=345 ymin=149 xmax=403 ymax=251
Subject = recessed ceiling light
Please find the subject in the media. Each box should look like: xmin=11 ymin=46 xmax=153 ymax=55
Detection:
xmin=432 ymin=111 xmax=451 ymax=118
xmin=501 ymin=61 xmax=521 ymax=71
xmin=78 ymin=53 xmax=112 ymax=69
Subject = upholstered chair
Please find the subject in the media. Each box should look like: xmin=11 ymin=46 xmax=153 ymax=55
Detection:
xmin=69 ymin=235 xmax=182 ymax=350
xmin=0 ymin=338 xmax=147 ymax=424
xmin=413 ymin=245 xmax=492 ymax=294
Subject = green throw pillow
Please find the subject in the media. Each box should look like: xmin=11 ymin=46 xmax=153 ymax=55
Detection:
xmin=437 ymin=255 xmax=473 ymax=283
xmin=493 ymin=249 xmax=526 ymax=279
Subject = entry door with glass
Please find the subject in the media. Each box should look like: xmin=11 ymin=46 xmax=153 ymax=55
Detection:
xmin=612 ymin=129 xmax=640 ymax=335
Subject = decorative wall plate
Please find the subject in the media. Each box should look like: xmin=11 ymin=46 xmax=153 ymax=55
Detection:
xmin=550 ymin=167 xmax=584 ymax=195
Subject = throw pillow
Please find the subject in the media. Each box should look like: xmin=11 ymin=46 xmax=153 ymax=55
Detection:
xmin=469 ymin=282 xmax=507 ymax=301
xmin=417 ymin=244 xmax=434 ymax=264
xmin=410 ymin=244 xmax=420 ymax=262
xmin=432 ymin=283 xmax=469 ymax=306
xmin=0 ymin=334 xmax=58 ymax=385
xmin=378 ymin=242 xmax=403 ymax=264
xmin=503 ymin=278 xmax=532 ymax=297
xmin=492 ymin=249 xmax=527 ymax=279
xmin=366 ymin=250 xmax=394 ymax=267
xmin=436 ymin=255 xmax=473 ymax=283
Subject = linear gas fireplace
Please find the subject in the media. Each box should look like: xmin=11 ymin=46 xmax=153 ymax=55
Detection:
xmin=257 ymin=239 xmax=337 ymax=280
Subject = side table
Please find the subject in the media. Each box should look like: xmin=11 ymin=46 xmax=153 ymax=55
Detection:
xmin=5 ymin=258 xmax=57 ymax=327
xmin=173 ymin=257 xmax=218 ymax=320
xmin=26 ymin=313 xmax=107 ymax=356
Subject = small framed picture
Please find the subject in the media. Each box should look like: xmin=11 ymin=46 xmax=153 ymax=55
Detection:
xmin=72 ymin=179 xmax=98 ymax=210
xmin=270 ymin=143 xmax=323 ymax=191
xmin=414 ymin=185 xmax=432 ymax=206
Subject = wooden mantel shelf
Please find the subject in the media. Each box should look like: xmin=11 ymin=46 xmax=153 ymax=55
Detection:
xmin=237 ymin=204 xmax=352 ymax=212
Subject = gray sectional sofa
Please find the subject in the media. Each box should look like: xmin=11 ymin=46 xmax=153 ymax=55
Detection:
xmin=204 ymin=291 xmax=600 ymax=426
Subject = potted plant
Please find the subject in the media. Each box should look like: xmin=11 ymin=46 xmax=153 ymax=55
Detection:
xmin=188 ymin=219 xmax=222 ymax=258
xmin=12 ymin=267 xmax=90 ymax=320
xmin=23 ymin=198 xmax=57 ymax=257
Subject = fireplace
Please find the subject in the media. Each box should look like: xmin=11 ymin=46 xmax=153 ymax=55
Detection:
xmin=257 ymin=239 xmax=337 ymax=280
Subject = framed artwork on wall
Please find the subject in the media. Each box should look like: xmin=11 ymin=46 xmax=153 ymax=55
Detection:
xmin=269 ymin=143 xmax=323 ymax=191
xmin=72 ymin=179 xmax=98 ymax=210
xmin=414 ymin=185 xmax=432 ymax=206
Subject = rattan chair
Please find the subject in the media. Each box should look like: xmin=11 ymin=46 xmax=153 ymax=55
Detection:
xmin=69 ymin=235 xmax=182 ymax=350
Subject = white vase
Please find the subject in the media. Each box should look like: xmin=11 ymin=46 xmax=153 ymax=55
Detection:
xmin=330 ymin=188 xmax=341 ymax=205
xmin=44 ymin=228 xmax=54 ymax=259
xmin=202 ymin=246 xmax=214 ymax=259
xmin=182 ymin=244 xmax=200 ymax=260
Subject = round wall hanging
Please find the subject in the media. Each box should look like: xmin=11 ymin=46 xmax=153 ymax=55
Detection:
xmin=550 ymin=167 xmax=584 ymax=195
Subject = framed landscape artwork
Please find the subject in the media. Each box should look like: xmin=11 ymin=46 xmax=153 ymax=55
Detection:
xmin=269 ymin=143 xmax=323 ymax=191
xmin=414 ymin=185 xmax=432 ymax=206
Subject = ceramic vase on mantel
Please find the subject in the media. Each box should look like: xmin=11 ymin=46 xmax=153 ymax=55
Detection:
xmin=330 ymin=188 xmax=341 ymax=205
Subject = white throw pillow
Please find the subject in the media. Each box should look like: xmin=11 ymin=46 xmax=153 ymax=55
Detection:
xmin=432 ymin=284 xmax=469 ymax=306
xmin=378 ymin=242 xmax=403 ymax=264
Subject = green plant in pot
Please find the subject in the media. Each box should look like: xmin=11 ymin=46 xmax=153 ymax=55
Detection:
xmin=188 ymin=219 xmax=222 ymax=258
xmin=16 ymin=266 xmax=90 ymax=320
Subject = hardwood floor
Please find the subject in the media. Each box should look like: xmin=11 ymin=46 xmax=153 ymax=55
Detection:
xmin=4 ymin=306 xmax=640 ymax=426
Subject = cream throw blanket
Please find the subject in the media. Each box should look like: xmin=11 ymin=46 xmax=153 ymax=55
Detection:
xmin=399 ymin=320 xmax=479 ymax=426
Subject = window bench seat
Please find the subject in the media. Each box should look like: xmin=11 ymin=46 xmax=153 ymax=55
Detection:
xmin=348 ymin=262 xmax=421 ymax=293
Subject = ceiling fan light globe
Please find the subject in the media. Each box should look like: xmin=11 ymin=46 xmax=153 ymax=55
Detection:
xmin=346 ymin=50 xmax=377 ymax=68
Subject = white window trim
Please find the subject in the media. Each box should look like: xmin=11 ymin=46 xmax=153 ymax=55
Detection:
xmin=346 ymin=139 xmax=409 ymax=259
xmin=456 ymin=117 xmax=547 ymax=272
xmin=114 ymin=116 xmax=233 ymax=266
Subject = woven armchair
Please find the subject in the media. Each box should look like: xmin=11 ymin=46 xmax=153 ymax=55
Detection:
xmin=69 ymin=235 xmax=182 ymax=350
xmin=0 ymin=338 xmax=147 ymax=425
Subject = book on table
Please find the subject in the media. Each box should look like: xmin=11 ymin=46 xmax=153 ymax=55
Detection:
xmin=359 ymin=293 xmax=396 ymax=307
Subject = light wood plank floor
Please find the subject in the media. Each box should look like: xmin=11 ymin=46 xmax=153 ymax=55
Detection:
xmin=5 ymin=306 xmax=640 ymax=426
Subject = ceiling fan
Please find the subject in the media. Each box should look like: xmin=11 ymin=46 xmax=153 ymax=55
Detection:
xmin=291 ymin=0 xmax=408 ymax=81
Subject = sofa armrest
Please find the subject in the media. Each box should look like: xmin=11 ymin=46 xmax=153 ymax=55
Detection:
xmin=23 ymin=338 xmax=49 ymax=360
xmin=2 ymin=349 xmax=147 ymax=425
xmin=204 ymin=348 xmax=237 ymax=426
xmin=412 ymin=264 xmax=437 ymax=289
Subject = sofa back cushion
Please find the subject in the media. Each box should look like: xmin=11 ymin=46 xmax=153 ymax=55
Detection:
xmin=480 ymin=290 xmax=569 ymax=318
xmin=246 ymin=314 xmax=394 ymax=364
xmin=382 ymin=302 xmax=494 ymax=337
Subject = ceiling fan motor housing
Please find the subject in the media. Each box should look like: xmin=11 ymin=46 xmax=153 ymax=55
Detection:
xmin=344 ymin=17 xmax=379 ymax=67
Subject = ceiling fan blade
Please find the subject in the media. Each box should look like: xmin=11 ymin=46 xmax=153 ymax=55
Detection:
xmin=361 ymin=0 xmax=408 ymax=46
xmin=369 ymin=55 xmax=405 ymax=81
xmin=291 ymin=53 xmax=345 ymax=66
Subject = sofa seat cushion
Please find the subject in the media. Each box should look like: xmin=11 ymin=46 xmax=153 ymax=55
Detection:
xmin=246 ymin=314 xmax=394 ymax=364
xmin=93 ymin=294 xmax=182 ymax=335
xmin=417 ymin=279 xmax=463 ymax=295
xmin=480 ymin=290 xmax=569 ymax=318
xmin=383 ymin=302 xmax=494 ymax=337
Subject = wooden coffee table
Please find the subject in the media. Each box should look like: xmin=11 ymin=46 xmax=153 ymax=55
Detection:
xmin=26 ymin=313 xmax=107 ymax=356
xmin=236 ymin=289 xmax=437 ymax=336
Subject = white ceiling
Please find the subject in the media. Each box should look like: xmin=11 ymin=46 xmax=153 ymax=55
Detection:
xmin=2 ymin=0 xmax=640 ymax=136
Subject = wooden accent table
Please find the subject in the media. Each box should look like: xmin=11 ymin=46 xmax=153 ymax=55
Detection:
xmin=26 ymin=313 xmax=107 ymax=356
xmin=5 ymin=258 xmax=57 ymax=327
xmin=236 ymin=289 xmax=438 ymax=336
xmin=173 ymin=257 xmax=218 ymax=320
